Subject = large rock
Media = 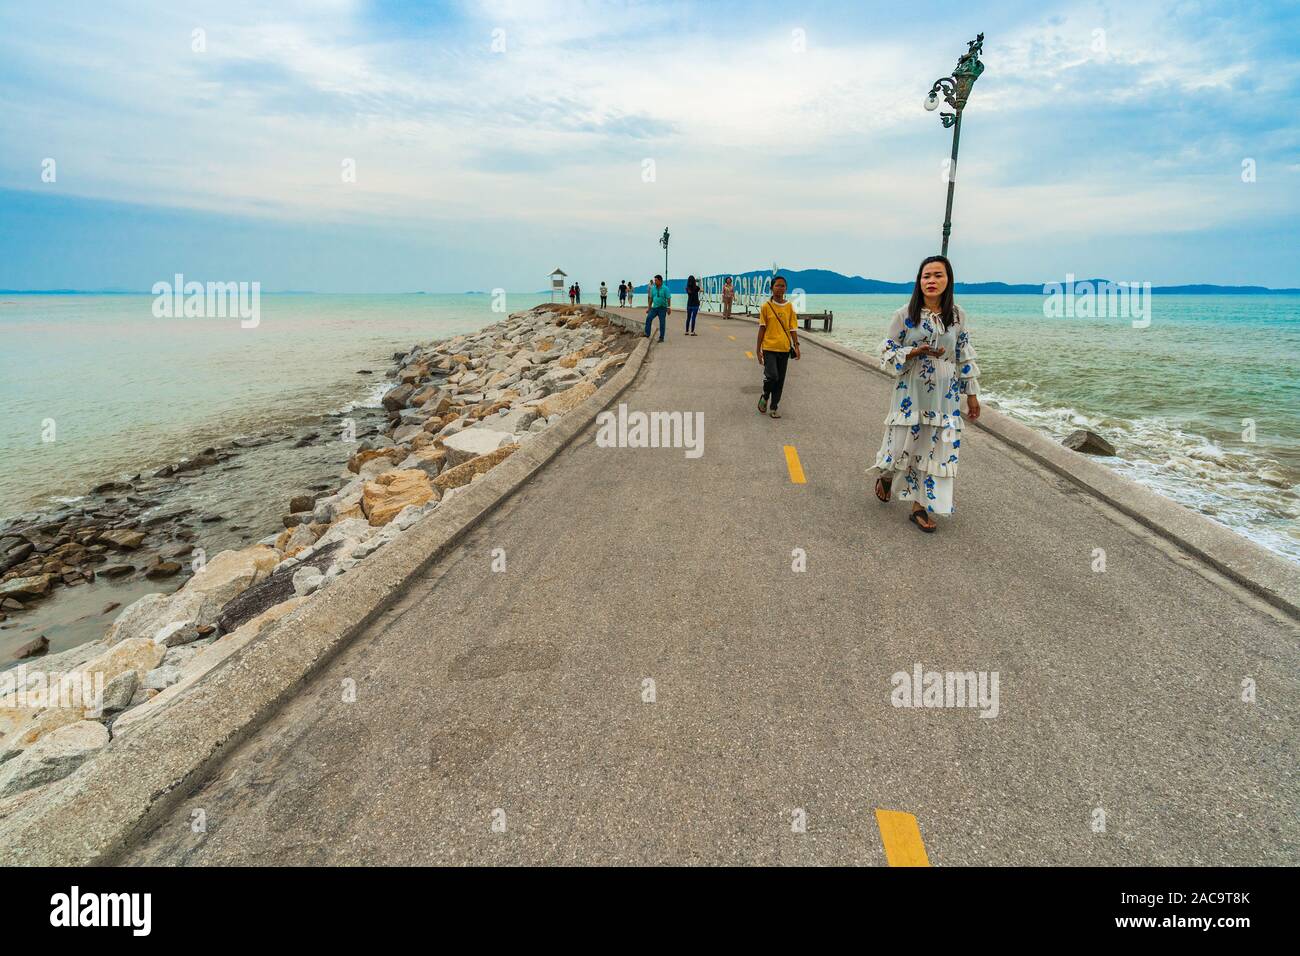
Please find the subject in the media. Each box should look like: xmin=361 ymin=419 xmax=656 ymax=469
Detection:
xmin=96 ymin=670 xmax=138 ymax=715
xmin=178 ymin=545 xmax=280 ymax=609
xmin=291 ymin=567 xmax=325 ymax=597
xmin=348 ymin=447 xmax=406 ymax=475
xmin=402 ymin=445 xmax=448 ymax=478
xmin=0 ymin=720 xmax=109 ymax=798
xmin=0 ymin=575 xmax=54 ymax=602
xmin=215 ymin=540 xmax=342 ymax=633
xmin=1062 ymin=429 xmax=1117 ymax=457
xmin=392 ymin=423 xmax=425 ymax=444
xmin=1 ymin=706 xmax=87 ymax=753
xmin=104 ymin=590 xmax=217 ymax=645
xmin=100 ymin=530 xmax=147 ymax=551
xmin=314 ymin=518 xmax=372 ymax=552
xmin=75 ymin=637 xmax=166 ymax=689
xmin=488 ymin=407 xmax=539 ymax=435
xmin=361 ymin=470 xmax=438 ymax=527
xmin=433 ymin=444 xmax=520 ymax=492
xmin=381 ymin=384 xmax=415 ymax=411
xmin=538 ymin=381 xmax=597 ymax=418
xmin=442 ymin=428 xmax=517 ymax=468
xmin=11 ymin=636 xmax=48 ymax=660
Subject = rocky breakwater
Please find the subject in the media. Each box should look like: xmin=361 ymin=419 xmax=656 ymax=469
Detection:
xmin=0 ymin=304 xmax=633 ymax=810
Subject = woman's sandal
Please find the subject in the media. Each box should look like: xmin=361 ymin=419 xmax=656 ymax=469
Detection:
xmin=875 ymin=476 xmax=891 ymax=502
xmin=908 ymin=508 xmax=937 ymax=533
xmin=769 ymin=409 xmax=781 ymax=418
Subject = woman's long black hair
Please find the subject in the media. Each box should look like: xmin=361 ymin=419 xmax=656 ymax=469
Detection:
xmin=906 ymin=255 xmax=956 ymax=330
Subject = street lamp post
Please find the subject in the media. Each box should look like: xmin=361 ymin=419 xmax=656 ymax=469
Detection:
xmin=659 ymin=227 xmax=670 ymax=283
xmin=924 ymin=34 xmax=985 ymax=257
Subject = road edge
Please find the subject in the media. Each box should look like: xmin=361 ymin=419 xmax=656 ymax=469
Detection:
xmin=0 ymin=310 xmax=651 ymax=866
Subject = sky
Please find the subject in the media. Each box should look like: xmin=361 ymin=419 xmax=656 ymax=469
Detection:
xmin=1 ymin=0 xmax=1298 ymax=291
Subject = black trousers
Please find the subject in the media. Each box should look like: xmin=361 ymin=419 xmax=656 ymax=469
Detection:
xmin=762 ymin=350 xmax=790 ymax=408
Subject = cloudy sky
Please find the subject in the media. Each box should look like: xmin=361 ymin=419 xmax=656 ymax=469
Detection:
xmin=1 ymin=0 xmax=1297 ymax=291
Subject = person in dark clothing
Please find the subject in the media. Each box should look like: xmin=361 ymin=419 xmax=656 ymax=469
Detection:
xmin=685 ymin=275 xmax=700 ymax=335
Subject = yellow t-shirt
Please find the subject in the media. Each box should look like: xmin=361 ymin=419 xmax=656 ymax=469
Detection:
xmin=759 ymin=300 xmax=797 ymax=352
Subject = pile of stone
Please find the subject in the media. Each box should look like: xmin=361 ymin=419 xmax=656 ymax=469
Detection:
xmin=0 ymin=304 xmax=631 ymax=805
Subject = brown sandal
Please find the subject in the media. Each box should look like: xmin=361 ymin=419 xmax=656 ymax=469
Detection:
xmin=875 ymin=476 xmax=892 ymax=503
xmin=908 ymin=507 xmax=936 ymax=533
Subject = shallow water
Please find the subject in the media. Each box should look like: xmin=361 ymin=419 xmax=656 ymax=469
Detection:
xmin=0 ymin=293 xmax=546 ymax=516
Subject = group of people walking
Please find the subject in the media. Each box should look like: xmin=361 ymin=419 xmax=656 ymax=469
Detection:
xmin=625 ymin=256 xmax=983 ymax=533
xmin=584 ymin=256 xmax=980 ymax=532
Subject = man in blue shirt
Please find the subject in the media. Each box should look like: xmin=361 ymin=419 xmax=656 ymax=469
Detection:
xmin=644 ymin=275 xmax=671 ymax=342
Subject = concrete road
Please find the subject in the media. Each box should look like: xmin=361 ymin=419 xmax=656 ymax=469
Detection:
xmin=123 ymin=310 xmax=1298 ymax=865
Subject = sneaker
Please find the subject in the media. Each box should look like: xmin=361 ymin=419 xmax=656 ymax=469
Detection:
xmin=769 ymin=408 xmax=781 ymax=419
xmin=758 ymin=396 xmax=768 ymax=413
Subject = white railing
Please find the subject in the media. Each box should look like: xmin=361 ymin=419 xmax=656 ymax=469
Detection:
xmin=700 ymin=274 xmax=772 ymax=315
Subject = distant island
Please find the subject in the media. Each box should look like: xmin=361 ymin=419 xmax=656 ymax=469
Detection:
xmin=630 ymin=269 xmax=1300 ymax=295
xmin=5 ymin=272 xmax=1299 ymax=296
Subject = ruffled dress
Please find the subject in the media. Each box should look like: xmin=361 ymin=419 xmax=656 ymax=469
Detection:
xmin=871 ymin=305 xmax=980 ymax=515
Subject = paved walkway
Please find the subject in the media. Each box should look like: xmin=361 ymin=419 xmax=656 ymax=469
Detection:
xmin=123 ymin=309 xmax=1298 ymax=865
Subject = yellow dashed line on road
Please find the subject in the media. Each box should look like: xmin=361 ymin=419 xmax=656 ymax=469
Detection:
xmin=728 ymin=335 xmax=736 ymax=341
xmin=783 ymin=445 xmax=806 ymax=484
xmin=875 ymin=809 xmax=930 ymax=866
xmin=745 ymin=350 xmax=755 ymax=360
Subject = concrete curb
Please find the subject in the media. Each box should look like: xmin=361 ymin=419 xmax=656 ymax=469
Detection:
xmin=0 ymin=313 xmax=650 ymax=865
xmin=719 ymin=310 xmax=1299 ymax=619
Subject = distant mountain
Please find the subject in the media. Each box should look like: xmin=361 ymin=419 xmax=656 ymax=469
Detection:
xmin=630 ymin=270 xmax=1300 ymax=295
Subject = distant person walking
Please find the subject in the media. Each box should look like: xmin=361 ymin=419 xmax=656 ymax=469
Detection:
xmin=568 ymin=284 xmax=576 ymax=305
xmin=645 ymin=274 xmax=671 ymax=342
xmin=722 ymin=276 xmax=735 ymax=319
xmin=756 ymin=275 xmax=799 ymax=418
xmin=871 ymin=254 xmax=981 ymax=533
xmin=617 ymin=281 xmax=626 ymax=307
xmin=685 ymin=275 xmax=700 ymax=335
xmin=600 ymin=281 xmax=608 ymax=308
xmin=574 ymin=282 xmax=581 ymax=304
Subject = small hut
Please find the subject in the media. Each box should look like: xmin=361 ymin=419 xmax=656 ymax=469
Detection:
xmin=549 ymin=268 xmax=567 ymax=303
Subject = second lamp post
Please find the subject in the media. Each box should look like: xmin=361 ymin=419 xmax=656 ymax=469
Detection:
xmin=925 ymin=34 xmax=986 ymax=257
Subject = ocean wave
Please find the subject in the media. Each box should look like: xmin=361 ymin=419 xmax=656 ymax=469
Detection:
xmin=337 ymin=380 xmax=391 ymax=414
xmin=983 ymin=389 xmax=1300 ymax=563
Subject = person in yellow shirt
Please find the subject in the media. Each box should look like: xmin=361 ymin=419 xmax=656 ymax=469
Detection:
xmin=756 ymin=275 xmax=800 ymax=418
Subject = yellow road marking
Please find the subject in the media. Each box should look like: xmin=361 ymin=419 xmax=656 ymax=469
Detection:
xmin=745 ymin=350 xmax=755 ymax=360
xmin=783 ymin=445 xmax=806 ymax=484
xmin=875 ymin=809 xmax=930 ymax=866
xmin=728 ymin=334 xmax=736 ymax=341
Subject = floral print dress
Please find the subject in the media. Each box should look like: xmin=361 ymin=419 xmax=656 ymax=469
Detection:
xmin=871 ymin=305 xmax=980 ymax=515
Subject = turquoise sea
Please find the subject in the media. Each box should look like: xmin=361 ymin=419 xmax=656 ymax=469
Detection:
xmin=1 ymin=292 xmax=1296 ymax=563
xmin=814 ymin=293 xmax=1300 ymax=563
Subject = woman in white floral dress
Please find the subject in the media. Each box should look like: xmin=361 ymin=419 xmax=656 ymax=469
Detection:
xmin=871 ymin=255 xmax=981 ymax=532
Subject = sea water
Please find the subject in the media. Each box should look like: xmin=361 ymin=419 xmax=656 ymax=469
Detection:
xmin=817 ymin=293 xmax=1300 ymax=563
xmin=1 ymin=291 xmax=1296 ymax=564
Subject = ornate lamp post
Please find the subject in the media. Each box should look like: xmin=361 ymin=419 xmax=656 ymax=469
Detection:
xmin=924 ymin=34 xmax=985 ymax=257
xmin=659 ymin=227 xmax=670 ymax=282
